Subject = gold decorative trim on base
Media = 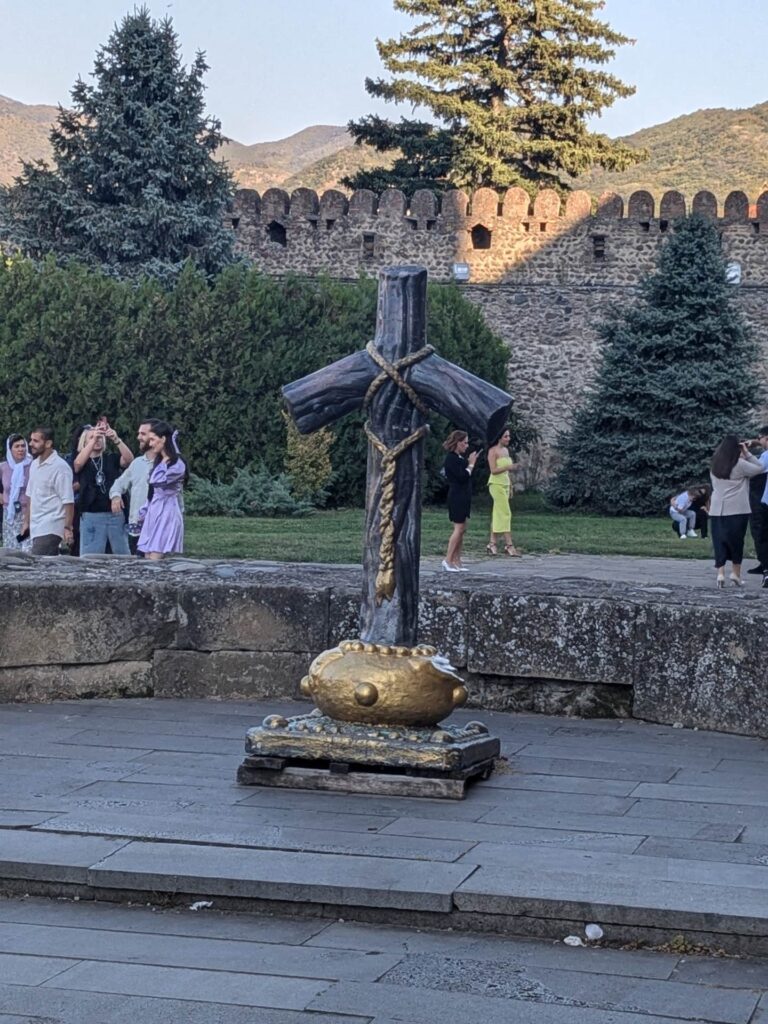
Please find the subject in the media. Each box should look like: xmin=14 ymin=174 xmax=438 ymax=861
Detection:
xmin=242 ymin=709 xmax=500 ymax=773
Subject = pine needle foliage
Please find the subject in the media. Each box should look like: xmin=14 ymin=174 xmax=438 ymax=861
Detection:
xmin=549 ymin=215 xmax=762 ymax=515
xmin=344 ymin=0 xmax=644 ymax=196
xmin=1 ymin=8 xmax=235 ymax=282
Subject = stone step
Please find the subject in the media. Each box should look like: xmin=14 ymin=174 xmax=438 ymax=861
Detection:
xmin=3 ymin=828 xmax=768 ymax=957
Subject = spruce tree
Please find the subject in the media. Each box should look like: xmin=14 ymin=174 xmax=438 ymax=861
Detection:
xmin=2 ymin=8 xmax=234 ymax=281
xmin=344 ymin=0 xmax=643 ymax=195
xmin=549 ymin=215 xmax=761 ymax=515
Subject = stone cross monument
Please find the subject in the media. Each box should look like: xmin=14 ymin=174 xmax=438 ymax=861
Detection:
xmin=238 ymin=265 xmax=512 ymax=797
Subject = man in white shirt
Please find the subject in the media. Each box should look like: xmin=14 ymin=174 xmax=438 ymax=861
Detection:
xmin=23 ymin=427 xmax=75 ymax=556
xmin=109 ymin=418 xmax=158 ymax=554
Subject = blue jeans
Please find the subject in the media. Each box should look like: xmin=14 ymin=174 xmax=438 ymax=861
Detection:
xmin=669 ymin=507 xmax=696 ymax=537
xmin=80 ymin=512 xmax=130 ymax=555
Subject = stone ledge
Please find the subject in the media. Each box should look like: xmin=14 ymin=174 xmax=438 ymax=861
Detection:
xmin=1 ymin=555 xmax=766 ymax=737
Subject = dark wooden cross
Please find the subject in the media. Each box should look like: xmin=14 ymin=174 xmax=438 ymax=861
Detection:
xmin=283 ymin=265 xmax=512 ymax=647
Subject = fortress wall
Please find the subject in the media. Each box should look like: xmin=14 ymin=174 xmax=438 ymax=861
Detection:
xmin=230 ymin=185 xmax=768 ymax=468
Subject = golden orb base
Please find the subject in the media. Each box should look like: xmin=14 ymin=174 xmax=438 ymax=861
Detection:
xmin=299 ymin=639 xmax=469 ymax=727
xmin=237 ymin=639 xmax=500 ymax=799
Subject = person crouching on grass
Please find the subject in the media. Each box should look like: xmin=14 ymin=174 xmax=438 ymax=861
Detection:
xmin=668 ymin=487 xmax=698 ymax=540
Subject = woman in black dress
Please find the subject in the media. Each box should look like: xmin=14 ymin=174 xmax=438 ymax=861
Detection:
xmin=442 ymin=429 xmax=477 ymax=572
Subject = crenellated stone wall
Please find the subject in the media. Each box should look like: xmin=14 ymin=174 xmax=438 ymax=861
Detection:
xmin=230 ymin=185 xmax=768 ymax=470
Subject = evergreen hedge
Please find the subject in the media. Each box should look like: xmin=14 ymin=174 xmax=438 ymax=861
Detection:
xmin=0 ymin=256 xmax=519 ymax=506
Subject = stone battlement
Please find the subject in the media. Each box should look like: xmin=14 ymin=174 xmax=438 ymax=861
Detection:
xmin=230 ymin=185 xmax=768 ymax=289
xmin=229 ymin=184 xmax=768 ymax=470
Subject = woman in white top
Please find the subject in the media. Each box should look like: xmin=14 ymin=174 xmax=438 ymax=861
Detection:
xmin=709 ymin=435 xmax=766 ymax=588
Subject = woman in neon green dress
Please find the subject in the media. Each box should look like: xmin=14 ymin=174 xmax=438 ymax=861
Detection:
xmin=486 ymin=427 xmax=520 ymax=556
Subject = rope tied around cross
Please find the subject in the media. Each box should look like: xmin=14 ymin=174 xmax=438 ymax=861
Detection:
xmin=363 ymin=340 xmax=434 ymax=604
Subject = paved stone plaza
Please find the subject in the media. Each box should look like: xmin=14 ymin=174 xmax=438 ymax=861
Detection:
xmin=0 ymin=696 xmax=766 ymax=1021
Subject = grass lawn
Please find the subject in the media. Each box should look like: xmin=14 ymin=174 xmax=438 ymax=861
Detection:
xmin=185 ymin=492 xmax=739 ymax=563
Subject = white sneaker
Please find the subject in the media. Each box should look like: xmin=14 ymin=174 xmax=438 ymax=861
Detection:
xmin=679 ymin=534 xmax=687 ymax=540
xmin=686 ymin=530 xmax=698 ymax=538
xmin=441 ymin=560 xmax=460 ymax=572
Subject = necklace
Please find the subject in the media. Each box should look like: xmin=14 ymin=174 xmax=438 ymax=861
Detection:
xmin=91 ymin=454 xmax=105 ymax=491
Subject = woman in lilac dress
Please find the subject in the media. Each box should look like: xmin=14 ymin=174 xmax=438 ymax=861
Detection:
xmin=137 ymin=422 xmax=187 ymax=559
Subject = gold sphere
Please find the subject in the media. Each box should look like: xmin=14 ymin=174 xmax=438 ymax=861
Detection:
xmin=262 ymin=714 xmax=289 ymax=729
xmin=430 ymin=729 xmax=454 ymax=744
xmin=354 ymin=682 xmax=379 ymax=706
xmin=452 ymin=685 xmax=469 ymax=708
xmin=299 ymin=675 xmax=312 ymax=697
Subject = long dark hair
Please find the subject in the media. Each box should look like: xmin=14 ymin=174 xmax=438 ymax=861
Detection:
xmin=711 ymin=435 xmax=741 ymax=480
xmin=147 ymin=421 xmax=189 ymax=499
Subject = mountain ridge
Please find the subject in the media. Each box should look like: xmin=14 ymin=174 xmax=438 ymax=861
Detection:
xmin=1 ymin=93 xmax=768 ymax=199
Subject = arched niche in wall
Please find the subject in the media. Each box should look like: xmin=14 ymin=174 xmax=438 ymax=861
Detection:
xmin=627 ymin=190 xmax=654 ymax=221
xmin=692 ymin=191 xmax=718 ymax=219
xmin=266 ymin=221 xmax=287 ymax=246
xmin=470 ymin=223 xmax=492 ymax=249
xmin=595 ymin=191 xmax=623 ymax=219
xmin=723 ymin=191 xmax=749 ymax=223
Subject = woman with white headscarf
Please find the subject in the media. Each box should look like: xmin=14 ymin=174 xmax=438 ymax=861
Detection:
xmin=0 ymin=434 xmax=32 ymax=551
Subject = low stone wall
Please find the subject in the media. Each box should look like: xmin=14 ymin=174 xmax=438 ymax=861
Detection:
xmin=1 ymin=554 xmax=766 ymax=738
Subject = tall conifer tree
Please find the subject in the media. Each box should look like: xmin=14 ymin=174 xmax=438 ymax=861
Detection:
xmin=1 ymin=8 xmax=234 ymax=281
xmin=344 ymin=0 xmax=643 ymax=195
xmin=549 ymin=216 xmax=761 ymax=515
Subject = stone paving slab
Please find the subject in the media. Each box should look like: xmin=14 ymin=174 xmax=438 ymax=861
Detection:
xmin=0 ymin=896 xmax=765 ymax=1024
xmin=0 ymin=698 xmax=767 ymax=958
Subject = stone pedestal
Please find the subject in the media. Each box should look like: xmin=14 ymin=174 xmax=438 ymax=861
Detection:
xmin=238 ymin=710 xmax=500 ymax=799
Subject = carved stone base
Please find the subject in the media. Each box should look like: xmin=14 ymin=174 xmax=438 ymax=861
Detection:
xmin=237 ymin=710 xmax=500 ymax=800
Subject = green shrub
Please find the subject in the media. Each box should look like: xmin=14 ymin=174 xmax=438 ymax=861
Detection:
xmin=184 ymin=466 xmax=315 ymax=518
xmin=0 ymin=258 xmax=523 ymax=506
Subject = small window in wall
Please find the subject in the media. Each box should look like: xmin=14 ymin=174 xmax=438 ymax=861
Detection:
xmin=753 ymin=221 xmax=760 ymax=234
xmin=267 ymin=221 xmax=287 ymax=246
xmin=362 ymin=233 xmax=376 ymax=259
xmin=639 ymin=221 xmax=650 ymax=233
xmin=426 ymin=219 xmax=436 ymax=231
xmin=471 ymin=224 xmax=492 ymax=249
xmin=522 ymin=222 xmax=531 ymax=233
xmin=231 ymin=217 xmax=240 ymax=230
xmin=592 ymin=235 xmax=606 ymax=260
xmin=325 ymin=219 xmax=335 ymax=231
xmin=539 ymin=222 xmax=547 ymax=232
xmin=659 ymin=219 xmax=669 ymax=233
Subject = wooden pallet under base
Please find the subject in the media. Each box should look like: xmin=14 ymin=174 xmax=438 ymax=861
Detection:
xmin=237 ymin=754 xmax=497 ymax=800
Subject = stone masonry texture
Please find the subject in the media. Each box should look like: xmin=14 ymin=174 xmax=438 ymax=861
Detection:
xmin=229 ymin=186 xmax=768 ymax=479
xmin=1 ymin=556 xmax=767 ymax=738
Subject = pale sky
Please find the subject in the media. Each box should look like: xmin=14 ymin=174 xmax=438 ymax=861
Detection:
xmin=0 ymin=0 xmax=765 ymax=144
